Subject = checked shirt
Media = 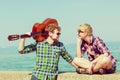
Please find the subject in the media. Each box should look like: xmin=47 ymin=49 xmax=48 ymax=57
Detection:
xmin=81 ymin=36 xmax=117 ymax=73
xmin=19 ymin=40 xmax=73 ymax=80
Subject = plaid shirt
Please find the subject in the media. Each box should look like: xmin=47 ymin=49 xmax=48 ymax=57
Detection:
xmin=81 ymin=36 xmax=116 ymax=65
xmin=19 ymin=40 xmax=73 ymax=80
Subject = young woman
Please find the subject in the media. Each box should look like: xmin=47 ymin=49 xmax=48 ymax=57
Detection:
xmin=75 ymin=23 xmax=117 ymax=74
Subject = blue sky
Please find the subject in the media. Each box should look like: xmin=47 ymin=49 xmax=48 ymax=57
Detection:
xmin=0 ymin=0 xmax=120 ymax=48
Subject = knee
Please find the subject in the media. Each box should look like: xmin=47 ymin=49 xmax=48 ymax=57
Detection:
xmin=98 ymin=57 xmax=111 ymax=67
xmin=73 ymin=57 xmax=79 ymax=62
xmin=102 ymin=57 xmax=111 ymax=64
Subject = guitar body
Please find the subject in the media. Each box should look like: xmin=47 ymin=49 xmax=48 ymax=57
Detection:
xmin=32 ymin=23 xmax=47 ymax=42
xmin=32 ymin=18 xmax=58 ymax=42
xmin=8 ymin=18 xmax=58 ymax=42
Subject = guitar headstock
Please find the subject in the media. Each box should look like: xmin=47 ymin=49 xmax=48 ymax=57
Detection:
xmin=8 ymin=35 xmax=19 ymax=41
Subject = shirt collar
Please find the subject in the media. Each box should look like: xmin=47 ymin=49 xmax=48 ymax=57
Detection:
xmin=43 ymin=40 xmax=58 ymax=46
xmin=42 ymin=40 xmax=49 ymax=44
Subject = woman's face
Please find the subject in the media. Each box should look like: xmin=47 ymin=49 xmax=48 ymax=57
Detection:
xmin=77 ymin=28 xmax=87 ymax=40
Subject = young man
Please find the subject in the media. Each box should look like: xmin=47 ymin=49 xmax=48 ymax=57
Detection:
xmin=18 ymin=24 xmax=78 ymax=80
xmin=75 ymin=23 xmax=117 ymax=74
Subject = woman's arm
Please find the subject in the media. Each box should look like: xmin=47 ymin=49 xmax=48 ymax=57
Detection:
xmin=76 ymin=37 xmax=83 ymax=58
xmin=91 ymin=37 xmax=110 ymax=64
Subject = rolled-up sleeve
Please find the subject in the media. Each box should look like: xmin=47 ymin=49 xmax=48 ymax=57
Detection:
xmin=19 ymin=42 xmax=37 ymax=54
xmin=60 ymin=46 xmax=73 ymax=63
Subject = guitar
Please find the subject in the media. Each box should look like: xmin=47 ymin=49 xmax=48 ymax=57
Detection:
xmin=8 ymin=18 xmax=58 ymax=42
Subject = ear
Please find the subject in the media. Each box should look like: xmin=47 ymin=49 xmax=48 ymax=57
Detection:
xmin=49 ymin=32 xmax=53 ymax=36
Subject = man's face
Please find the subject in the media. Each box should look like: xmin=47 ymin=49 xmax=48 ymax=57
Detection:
xmin=50 ymin=29 xmax=61 ymax=41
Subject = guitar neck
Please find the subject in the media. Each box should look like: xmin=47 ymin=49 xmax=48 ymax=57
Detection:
xmin=8 ymin=34 xmax=31 ymax=41
xmin=8 ymin=30 xmax=47 ymax=41
xmin=20 ymin=34 xmax=31 ymax=38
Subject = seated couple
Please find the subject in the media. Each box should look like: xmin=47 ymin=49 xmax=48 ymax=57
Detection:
xmin=18 ymin=23 xmax=116 ymax=80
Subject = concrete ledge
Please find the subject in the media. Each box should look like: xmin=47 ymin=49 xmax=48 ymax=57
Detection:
xmin=0 ymin=71 xmax=31 ymax=80
xmin=58 ymin=72 xmax=120 ymax=80
xmin=0 ymin=71 xmax=120 ymax=80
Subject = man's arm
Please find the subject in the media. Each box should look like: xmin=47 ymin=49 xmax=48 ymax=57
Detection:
xmin=18 ymin=32 xmax=31 ymax=51
xmin=70 ymin=60 xmax=79 ymax=69
xmin=18 ymin=38 xmax=26 ymax=51
xmin=18 ymin=32 xmax=36 ymax=54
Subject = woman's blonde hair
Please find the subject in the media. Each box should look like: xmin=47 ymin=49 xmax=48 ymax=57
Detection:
xmin=78 ymin=23 xmax=93 ymax=36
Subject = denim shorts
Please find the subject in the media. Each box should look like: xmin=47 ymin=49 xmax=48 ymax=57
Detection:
xmin=98 ymin=61 xmax=116 ymax=74
xmin=105 ymin=62 xmax=116 ymax=73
